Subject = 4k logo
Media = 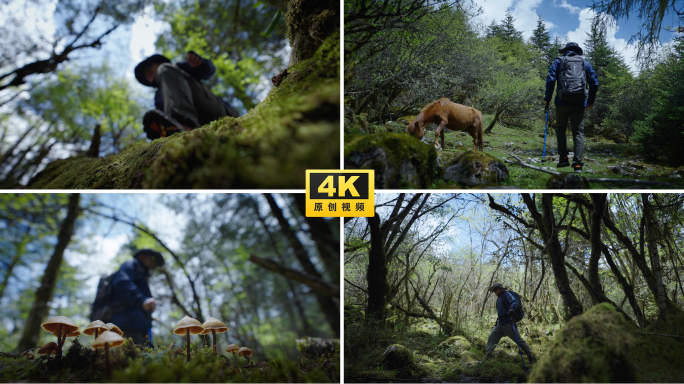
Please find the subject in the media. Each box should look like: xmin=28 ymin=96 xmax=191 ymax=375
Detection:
xmin=306 ymin=170 xmax=374 ymax=217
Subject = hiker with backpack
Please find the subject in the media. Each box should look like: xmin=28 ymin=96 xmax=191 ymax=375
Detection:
xmin=544 ymin=42 xmax=599 ymax=174
xmin=480 ymin=283 xmax=537 ymax=364
xmin=90 ymin=249 xmax=164 ymax=344
xmin=134 ymin=52 xmax=239 ymax=140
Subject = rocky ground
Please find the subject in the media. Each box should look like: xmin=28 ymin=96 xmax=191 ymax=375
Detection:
xmin=344 ymin=115 xmax=684 ymax=189
xmin=344 ymin=304 xmax=684 ymax=383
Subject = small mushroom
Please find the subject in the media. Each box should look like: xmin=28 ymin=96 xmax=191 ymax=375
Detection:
xmin=84 ymin=320 xmax=110 ymax=340
xmin=105 ymin=323 xmax=124 ymax=336
xmin=37 ymin=342 xmax=60 ymax=361
xmin=173 ymin=316 xmax=204 ymax=362
xmin=226 ymin=343 xmax=240 ymax=361
xmin=41 ymin=316 xmax=78 ymax=362
xmin=20 ymin=350 xmax=35 ymax=360
xmin=200 ymin=317 xmax=228 ymax=355
xmin=237 ymin=347 xmax=253 ymax=364
xmin=92 ymin=331 xmax=125 ymax=376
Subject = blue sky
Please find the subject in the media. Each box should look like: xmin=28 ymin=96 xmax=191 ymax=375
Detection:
xmin=473 ymin=0 xmax=683 ymax=72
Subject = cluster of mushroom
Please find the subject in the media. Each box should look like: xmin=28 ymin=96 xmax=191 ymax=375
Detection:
xmin=173 ymin=316 xmax=251 ymax=364
xmin=38 ymin=316 xmax=125 ymax=375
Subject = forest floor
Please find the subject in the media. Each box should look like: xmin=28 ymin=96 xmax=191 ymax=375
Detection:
xmin=345 ymin=114 xmax=684 ymax=189
xmin=344 ymin=305 xmax=684 ymax=383
xmin=0 ymin=339 xmax=339 ymax=383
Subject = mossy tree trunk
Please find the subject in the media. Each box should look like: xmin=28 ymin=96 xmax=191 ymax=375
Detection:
xmin=366 ymin=213 xmax=391 ymax=324
xmin=519 ymin=194 xmax=584 ymax=320
xmin=17 ymin=194 xmax=80 ymax=352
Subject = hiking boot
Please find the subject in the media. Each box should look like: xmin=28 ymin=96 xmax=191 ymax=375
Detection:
xmin=573 ymin=164 xmax=583 ymax=173
xmin=143 ymin=109 xmax=190 ymax=140
xmin=557 ymin=157 xmax=570 ymax=168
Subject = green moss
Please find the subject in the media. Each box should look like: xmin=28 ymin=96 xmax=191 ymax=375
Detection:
xmin=529 ymin=303 xmax=637 ymax=383
xmin=382 ymin=344 xmax=414 ymax=370
xmin=28 ymin=33 xmax=340 ymax=189
xmin=463 ymin=358 xmax=527 ymax=382
xmin=344 ymin=133 xmax=440 ymax=188
xmin=437 ymin=336 xmax=471 ymax=358
xmin=442 ymin=150 xmax=509 ymax=186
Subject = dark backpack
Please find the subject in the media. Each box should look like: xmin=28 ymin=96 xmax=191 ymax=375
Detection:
xmin=506 ymin=290 xmax=525 ymax=322
xmin=90 ymin=273 xmax=117 ymax=322
xmin=557 ymin=54 xmax=588 ymax=103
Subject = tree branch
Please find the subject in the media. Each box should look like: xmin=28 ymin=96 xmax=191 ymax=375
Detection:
xmin=249 ymin=255 xmax=339 ymax=297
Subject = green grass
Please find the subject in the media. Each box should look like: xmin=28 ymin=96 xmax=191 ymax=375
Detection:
xmin=345 ymin=114 xmax=684 ymax=189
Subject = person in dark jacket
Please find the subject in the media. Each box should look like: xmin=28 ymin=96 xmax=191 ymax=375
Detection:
xmin=544 ymin=42 xmax=599 ymax=173
xmin=134 ymin=52 xmax=231 ymax=139
xmin=109 ymin=249 xmax=164 ymax=344
xmin=480 ymin=283 xmax=536 ymax=364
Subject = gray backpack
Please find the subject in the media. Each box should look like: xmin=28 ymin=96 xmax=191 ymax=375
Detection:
xmin=557 ymin=54 xmax=588 ymax=103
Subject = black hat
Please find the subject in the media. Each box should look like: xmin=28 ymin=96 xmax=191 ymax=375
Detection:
xmin=134 ymin=54 xmax=171 ymax=87
xmin=559 ymin=42 xmax=583 ymax=55
xmin=133 ymin=249 xmax=165 ymax=268
xmin=489 ymin=282 xmax=506 ymax=292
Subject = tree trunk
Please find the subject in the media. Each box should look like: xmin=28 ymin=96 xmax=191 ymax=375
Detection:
xmin=366 ymin=213 xmax=390 ymax=323
xmin=522 ymin=193 xmax=583 ymax=319
xmin=263 ymin=194 xmax=339 ymax=336
xmin=588 ymin=194 xmax=606 ymax=299
xmin=484 ymin=107 xmax=505 ymax=133
xmin=286 ymin=0 xmax=339 ymax=65
xmin=17 ymin=194 xmax=80 ymax=352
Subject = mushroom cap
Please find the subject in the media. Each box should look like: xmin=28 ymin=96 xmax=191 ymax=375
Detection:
xmin=105 ymin=323 xmax=124 ymax=336
xmin=41 ymin=316 xmax=79 ymax=334
xmin=92 ymin=331 xmax=125 ymax=349
xmin=173 ymin=316 xmax=204 ymax=335
xmin=65 ymin=330 xmax=81 ymax=337
xmin=37 ymin=342 xmax=60 ymax=356
xmin=83 ymin=320 xmax=110 ymax=336
xmin=200 ymin=317 xmax=228 ymax=334
xmin=237 ymin=347 xmax=253 ymax=357
xmin=20 ymin=350 xmax=35 ymax=359
xmin=225 ymin=344 xmax=240 ymax=353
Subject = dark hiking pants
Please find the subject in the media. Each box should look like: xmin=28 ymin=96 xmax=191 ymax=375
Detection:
xmin=156 ymin=63 xmax=227 ymax=128
xmin=555 ymin=105 xmax=585 ymax=167
xmin=484 ymin=322 xmax=536 ymax=362
xmin=119 ymin=329 xmax=146 ymax=345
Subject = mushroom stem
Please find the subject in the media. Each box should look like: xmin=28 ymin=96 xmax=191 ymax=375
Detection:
xmin=94 ymin=329 xmax=99 ymax=355
xmin=104 ymin=342 xmax=110 ymax=376
xmin=186 ymin=328 xmax=190 ymax=362
xmin=56 ymin=325 xmax=63 ymax=363
xmin=212 ymin=330 xmax=217 ymax=355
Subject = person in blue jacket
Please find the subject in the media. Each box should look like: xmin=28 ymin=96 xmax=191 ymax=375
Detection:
xmin=481 ymin=283 xmax=536 ymax=364
xmin=109 ymin=249 xmax=164 ymax=344
xmin=544 ymin=42 xmax=599 ymax=173
xmin=134 ymin=52 xmax=232 ymax=139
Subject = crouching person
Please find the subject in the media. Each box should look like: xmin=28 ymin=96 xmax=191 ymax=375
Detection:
xmin=481 ymin=283 xmax=537 ymax=364
xmin=134 ymin=52 xmax=238 ymax=140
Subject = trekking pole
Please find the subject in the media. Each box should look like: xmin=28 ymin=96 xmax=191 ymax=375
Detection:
xmin=509 ymin=315 xmax=527 ymax=371
xmin=542 ymin=105 xmax=549 ymax=164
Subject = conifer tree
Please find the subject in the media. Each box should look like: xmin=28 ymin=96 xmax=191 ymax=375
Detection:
xmin=499 ymin=9 xmax=524 ymax=44
xmin=531 ymin=15 xmax=551 ymax=59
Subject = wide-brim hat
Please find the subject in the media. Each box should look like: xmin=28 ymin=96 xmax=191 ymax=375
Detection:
xmin=133 ymin=249 xmax=165 ymax=268
xmin=559 ymin=42 xmax=583 ymax=55
xmin=134 ymin=54 xmax=171 ymax=87
xmin=489 ymin=282 xmax=505 ymax=292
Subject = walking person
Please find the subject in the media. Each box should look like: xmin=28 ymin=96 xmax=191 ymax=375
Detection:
xmin=544 ymin=42 xmax=599 ymax=173
xmin=480 ymin=283 xmax=537 ymax=364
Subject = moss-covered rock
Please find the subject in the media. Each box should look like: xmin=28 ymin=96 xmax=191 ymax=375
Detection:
xmin=382 ymin=344 xmax=414 ymax=370
xmin=529 ymin=303 xmax=637 ymax=383
xmin=442 ymin=151 xmax=509 ymax=187
xmin=438 ymin=336 xmax=472 ymax=358
xmin=459 ymin=351 xmax=478 ymax=367
xmin=344 ymin=133 xmax=440 ymax=188
xmin=28 ymin=32 xmax=340 ymax=189
xmin=546 ymin=173 xmax=590 ymax=189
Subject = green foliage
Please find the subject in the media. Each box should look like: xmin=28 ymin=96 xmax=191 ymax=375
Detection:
xmin=155 ymin=0 xmax=288 ymax=112
xmin=486 ymin=9 xmax=524 ymax=44
xmin=632 ymin=38 xmax=684 ymax=165
xmin=24 ymin=64 xmax=144 ymax=154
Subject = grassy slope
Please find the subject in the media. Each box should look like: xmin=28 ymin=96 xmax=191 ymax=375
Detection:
xmin=27 ymin=33 xmax=340 ymax=189
xmin=346 ymin=114 xmax=684 ymax=189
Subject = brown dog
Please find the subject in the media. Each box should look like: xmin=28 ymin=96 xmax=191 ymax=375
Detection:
xmin=407 ymin=98 xmax=484 ymax=151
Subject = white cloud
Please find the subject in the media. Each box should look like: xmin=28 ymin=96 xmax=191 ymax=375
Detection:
xmin=474 ymin=0 xmax=553 ymax=40
xmin=555 ymin=0 xmax=581 ymax=14
xmin=566 ymin=8 xmax=640 ymax=73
